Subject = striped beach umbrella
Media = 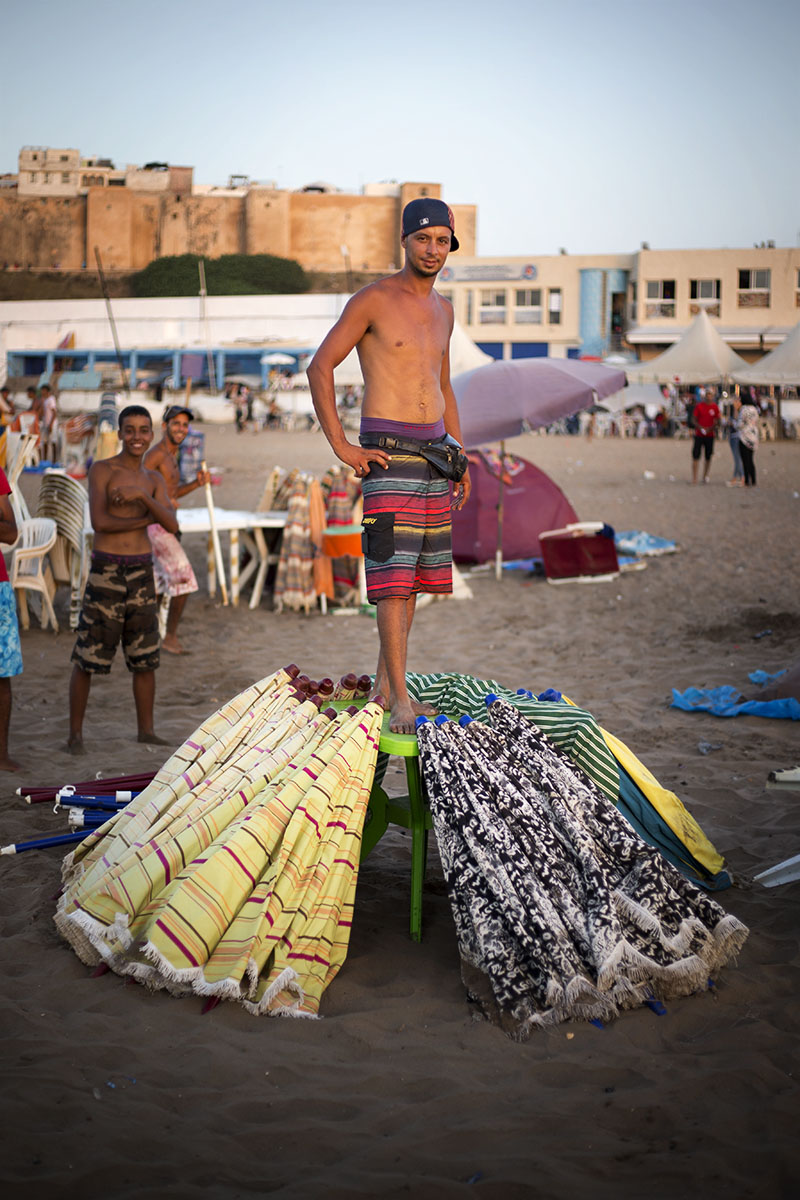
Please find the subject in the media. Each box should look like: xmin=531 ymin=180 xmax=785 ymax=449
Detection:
xmin=406 ymin=671 xmax=620 ymax=800
xmin=56 ymin=679 xmax=384 ymax=1018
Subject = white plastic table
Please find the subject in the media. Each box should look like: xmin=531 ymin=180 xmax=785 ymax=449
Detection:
xmin=177 ymin=507 xmax=286 ymax=608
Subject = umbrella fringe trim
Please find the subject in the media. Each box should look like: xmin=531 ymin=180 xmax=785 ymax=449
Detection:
xmin=53 ymin=899 xmax=129 ymax=967
xmin=133 ymin=941 xmax=304 ymax=1013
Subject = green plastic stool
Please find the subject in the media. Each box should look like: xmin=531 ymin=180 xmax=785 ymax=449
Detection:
xmin=360 ymin=713 xmax=433 ymax=942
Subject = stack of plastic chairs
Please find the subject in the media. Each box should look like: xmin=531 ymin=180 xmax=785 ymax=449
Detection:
xmin=36 ymin=471 xmax=90 ymax=630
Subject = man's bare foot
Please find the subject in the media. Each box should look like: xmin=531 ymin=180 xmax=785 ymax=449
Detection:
xmin=66 ymin=736 xmax=86 ymax=756
xmin=412 ymin=700 xmax=438 ymax=717
xmin=162 ymin=635 xmax=190 ymax=655
xmin=0 ymin=755 xmax=22 ymax=772
xmin=137 ymin=732 xmax=170 ymax=745
xmin=388 ymin=701 xmax=417 ymax=735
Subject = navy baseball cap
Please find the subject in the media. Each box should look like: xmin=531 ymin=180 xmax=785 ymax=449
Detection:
xmin=164 ymin=405 xmax=193 ymax=421
xmin=401 ymin=198 xmax=459 ymax=252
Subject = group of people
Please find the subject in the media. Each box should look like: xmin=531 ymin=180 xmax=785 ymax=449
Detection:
xmin=689 ymin=386 xmax=760 ymax=487
xmin=228 ymin=375 xmax=294 ymax=433
xmin=66 ymin=403 xmax=210 ymax=755
xmin=0 ymin=401 xmax=210 ymax=769
xmin=0 ymin=383 xmax=59 ymax=461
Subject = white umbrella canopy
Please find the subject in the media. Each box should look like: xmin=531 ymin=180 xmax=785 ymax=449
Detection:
xmin=598 ymin=382 xmax=665 ymax=418
xmin=261 ymin=352 xmax=296 ymax=366
xmin=452 ymin=357 xmax=627 ymax=449
xmin=624 ymin=310 xmax=749 ymax=385
xmin=731 ymin=321 xmax=800 ymax=386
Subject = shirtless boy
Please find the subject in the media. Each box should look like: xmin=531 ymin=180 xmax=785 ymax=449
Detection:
xmin=67 ymin=405 xmax=179 ymax=754
xmin=144 ymin=405 xmax=210 ymax=654
xmin=308 ymin=197 xmax=471 ymax=733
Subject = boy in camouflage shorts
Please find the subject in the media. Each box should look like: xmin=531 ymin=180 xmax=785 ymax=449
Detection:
xmin=68 ymin=406 xmax=179 ymax=754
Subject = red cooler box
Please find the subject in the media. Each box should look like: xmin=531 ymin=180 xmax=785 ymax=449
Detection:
xmin=540 ymin=522 xmax=619 ymax=584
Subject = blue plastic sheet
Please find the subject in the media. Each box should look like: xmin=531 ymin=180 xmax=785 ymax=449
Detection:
xmin=748 ymin=668 xmax=787 ymax=686
xmin=671 ymin=685 xmax=800 ymax=720
xmin=615 ymin=530 xmax=677 ymax=556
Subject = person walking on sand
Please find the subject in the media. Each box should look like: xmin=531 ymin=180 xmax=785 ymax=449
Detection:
xmin=308 ymin=197 xmax=471 ymax=734
xmin=0 ymin=467 xmax=23 ymax=770
xmin=67 ymin=406 xmax=178 ymax=754
xmin=690 ymin=387 xmax=720 ymax=484
xmin=738 ymin=397 xmax=760 ymax=487
xmin=144 ymin=404 xmax=210 ymax=654
xmin=726 ymin=394 xmax=744 ymax=487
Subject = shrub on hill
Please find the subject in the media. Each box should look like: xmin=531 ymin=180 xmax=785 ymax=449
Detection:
xmin=131 ymin=253 xmax=310 ymax=297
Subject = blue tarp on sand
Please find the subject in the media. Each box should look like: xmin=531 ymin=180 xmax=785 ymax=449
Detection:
xmin=671 ymin=685 xmax=800 ymax=721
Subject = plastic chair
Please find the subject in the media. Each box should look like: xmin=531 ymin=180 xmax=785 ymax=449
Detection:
xmin=36 ymin=471 xmax=91 ymax=630
xmin=10 ymin=517 xmax=59 ymax=632
xmin=360 ymin=714 xmax=433 ymax=942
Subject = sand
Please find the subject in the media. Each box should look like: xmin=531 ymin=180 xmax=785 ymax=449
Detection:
xmin=1 ymin=428 xmax=799 ymax=1198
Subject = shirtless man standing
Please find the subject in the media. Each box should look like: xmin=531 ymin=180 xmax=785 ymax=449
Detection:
xmin=308 ymin=198 xmax=471 ymax=733
xmin=144 ymin=405 xmax=210 ymax=654
xmin=67 ymin=406 xmax=178 ymax=753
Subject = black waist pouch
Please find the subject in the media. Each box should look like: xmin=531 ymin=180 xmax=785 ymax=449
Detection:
xmin=361 ymin=432 xmax=469 ymax=482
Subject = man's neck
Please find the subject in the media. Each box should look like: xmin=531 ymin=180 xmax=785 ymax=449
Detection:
xmin=397 ymin=263 xmax=440 ymax=296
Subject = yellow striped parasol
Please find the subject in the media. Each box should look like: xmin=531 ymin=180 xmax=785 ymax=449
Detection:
xmin=56 ymin=676 xmax=384 ymax=1017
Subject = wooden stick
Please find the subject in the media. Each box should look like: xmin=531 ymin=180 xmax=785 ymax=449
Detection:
xmin=202 ymin=459 xmax=228 ymax=605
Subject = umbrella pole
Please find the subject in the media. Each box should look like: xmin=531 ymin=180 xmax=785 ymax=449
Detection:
xmin=202 ymin=458 xmax=229 ymax=606
xmin=495 ymin=440 xmax=505 ymax=581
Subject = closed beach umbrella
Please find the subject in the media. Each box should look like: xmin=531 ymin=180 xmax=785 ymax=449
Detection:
xmin=416 ymin=703 xmax=748 ymax=1035
xmin=56 ymin=676 xmax=385 ymax=1018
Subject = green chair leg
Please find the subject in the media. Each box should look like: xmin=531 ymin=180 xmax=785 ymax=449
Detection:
xmin=364 ymin=720 xmax=433 ymax=940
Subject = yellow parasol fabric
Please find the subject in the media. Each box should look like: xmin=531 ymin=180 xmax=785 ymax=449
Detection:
xmin=56 ymin=674 xmax=383 ymax=1018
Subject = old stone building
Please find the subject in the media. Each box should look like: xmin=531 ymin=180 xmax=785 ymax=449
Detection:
xmin=1 ymin=147 xmax=476 ymax=273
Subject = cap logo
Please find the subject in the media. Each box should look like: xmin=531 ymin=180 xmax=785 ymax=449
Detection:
xmin=419 ymin=216 xmax=429 ymax=226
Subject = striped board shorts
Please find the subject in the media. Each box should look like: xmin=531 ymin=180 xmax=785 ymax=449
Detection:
xmin=359 ymin=417 xmax=452 ymax=604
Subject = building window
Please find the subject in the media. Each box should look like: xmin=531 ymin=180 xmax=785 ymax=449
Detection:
xmin=645 ymin=279 xmax=675 ymax=318
xmin=466 ymin=291 xmax=474 ymax=325
xmin=44 ymin=172 xmax=51 ymax=184
xmin=738 ymin=268 xmax=771 ymax=308
xmin=436 ymin=289 xmax=453 ymax=303
xmin=61 ymin=172 xmax=71 ymax=184
xmin=629 ymin=280 xmax=638 ymax=322
xmin=514 ymin=288 xmax=542 ymax=324
xmin=690 ymin=278 xmax=721 ymax=317
xmin=479 ymin=289 xmax=507 ymax=325
xmin=548 ymin=288 xmax=562 ymax=325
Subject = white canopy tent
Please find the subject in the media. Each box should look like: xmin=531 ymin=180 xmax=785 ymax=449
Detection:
xmin=624 ymin=310 xmax=749 ymax=385
xmin=731 ymin=320 xmax=800 ymax=387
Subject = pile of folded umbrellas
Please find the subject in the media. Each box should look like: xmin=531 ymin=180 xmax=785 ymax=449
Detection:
xmin=415 ymin=696 xmax=749 ymax=1038
xmin=52 ymin=666 xmax=383 ymax=1018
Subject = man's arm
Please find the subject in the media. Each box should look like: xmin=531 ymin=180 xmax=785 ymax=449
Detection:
xmin=0 ymin=494 xmax=17 ymax=547
xmin=439 ymin=308 xmax=471 ymax=511
xmin=175 ymin=468 xmax=211 ymax=499
xmin=307 ymin=292 xmax=389 ymax=478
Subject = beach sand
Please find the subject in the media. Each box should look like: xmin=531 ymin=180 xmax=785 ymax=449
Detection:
xmin=2 ymin=428 xmax=798 ymax=1198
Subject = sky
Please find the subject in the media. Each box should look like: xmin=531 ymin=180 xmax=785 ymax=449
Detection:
xmin=4 ymin=0 xmax=799 ymax=257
